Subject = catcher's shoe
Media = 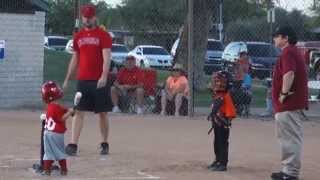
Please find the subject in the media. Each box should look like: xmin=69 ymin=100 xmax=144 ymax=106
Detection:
xmin=100 ymin=142 xmax=109 ymax=155
xmin=210 ymin=163 xmax=227 ymax=171
xmin=207 ymin=161 xmax=219 ymax=169
xmin=65 ymin=144 xmax=78 ymax=156
xmin=271 ymin=172 xmax=299 ymax=180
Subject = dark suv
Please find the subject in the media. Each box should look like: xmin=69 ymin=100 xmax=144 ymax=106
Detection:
xmin=222 ymin=41 xmax=280 ymax=79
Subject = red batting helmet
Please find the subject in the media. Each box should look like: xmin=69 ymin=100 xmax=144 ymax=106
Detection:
xmin=41 ymin=81 xmax=63 ymax=103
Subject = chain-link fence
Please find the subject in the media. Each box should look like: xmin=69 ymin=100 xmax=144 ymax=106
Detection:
xmin=1 ymin=0 xmax=320 ymax=118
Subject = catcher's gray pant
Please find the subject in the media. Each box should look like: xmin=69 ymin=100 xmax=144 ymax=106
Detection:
xmin=275 ymin=110 xmax=306 ymax=177
xmin=43 ymin=130 xmax=66 ymax=161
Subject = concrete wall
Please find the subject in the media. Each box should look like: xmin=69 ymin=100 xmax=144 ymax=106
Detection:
xmin=0 ymin=11 xmax=45 ymax=109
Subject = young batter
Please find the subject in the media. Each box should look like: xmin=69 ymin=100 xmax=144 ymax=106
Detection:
xmin=41 ymin=81 xmax=74 ymax=175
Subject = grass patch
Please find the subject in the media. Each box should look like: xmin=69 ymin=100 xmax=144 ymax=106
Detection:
xmin=44 ymin=50 xmax=266 ymax=107
xmin=44 ymin=49 xmax=76 ymax=103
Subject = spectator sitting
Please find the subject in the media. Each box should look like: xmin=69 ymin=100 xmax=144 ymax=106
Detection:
xmin=242 ymin=73 xmax=252 ymax=90
xmin=234 ymin=51 xmax=250 ymax=84
xmin=111 ymin=56 xmax=145 ymax=114
xmin=160 ymin=64 xmax=189 ymax=116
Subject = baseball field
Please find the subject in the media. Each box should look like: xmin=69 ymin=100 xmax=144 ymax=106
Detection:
xmin=0 ymin=111 xmax=319 ymax=180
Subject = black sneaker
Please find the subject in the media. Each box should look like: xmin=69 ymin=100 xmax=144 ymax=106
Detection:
xmin=207 ymin=161 xmax=219 ymax=169
xmin=100 ymin=142 xmax=109 ymax=155
xmin=271 ymin=172 xmax=299 ymax=180
xmin=211 ymin=164 xmax=227 ymax=171
xmin=65 ymin=144 xmax=78 ymax=156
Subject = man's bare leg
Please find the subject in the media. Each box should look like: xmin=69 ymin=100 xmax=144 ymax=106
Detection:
xmin=136 ymin=87 xmax=144 ymax=107
xmin=111 ymin=86 xmax=119 ymax=106
xmin=71 ymin=111 xmax=85 ymax=144
xmin=175 ymin=93 xmax=183 ymax=116
xmin=99 ymin=112 xmax=109 ymax=142
xmin=99 ymin=112 xmax=109 ymax=155
xmin=65 ymin=111 xmax=85 ymax=156
xmin=160 ymin=90 xmax=167 ymax=115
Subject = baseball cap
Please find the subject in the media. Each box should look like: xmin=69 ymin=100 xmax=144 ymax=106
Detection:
xmin=273 ymin=25 xmax=297 ymax=44
xmin=273 ymin=25 xmax=296 ymax=38
xmin=81 ymin=4 xmax=96 ymax=18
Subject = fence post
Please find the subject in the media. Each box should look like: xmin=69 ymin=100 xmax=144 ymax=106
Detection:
xmin=188 ymin=0 xmax=194 ymax=117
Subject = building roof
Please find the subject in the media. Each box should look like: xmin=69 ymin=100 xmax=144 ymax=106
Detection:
xmin=0 ymin=0 xmax=49 ymax=13
xmin=30 ymin=0 xmax=49 ymax=11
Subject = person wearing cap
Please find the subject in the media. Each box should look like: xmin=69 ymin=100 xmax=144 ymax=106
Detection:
xmin=234 ymin=51 xmax=250 ymax=82
xmin=232 ymin=51 xmax=252 ymax=116
xmin=160 ymin=64 xmax=189 ymax=116
xmin=111 ymin=56 xmax=145 ymax=114
xmin=271 ymin=25 xmax=308 ymax=180
xmin=63 ymin=4 xmax=113 ymax=156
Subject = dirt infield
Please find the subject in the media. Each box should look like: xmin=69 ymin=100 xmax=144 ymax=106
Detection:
xmin=0 ymin=111 xmax=319 ymax=180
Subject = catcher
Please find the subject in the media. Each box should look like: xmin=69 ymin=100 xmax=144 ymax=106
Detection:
xmin=207 ymin=71 xmax=236 ymax=171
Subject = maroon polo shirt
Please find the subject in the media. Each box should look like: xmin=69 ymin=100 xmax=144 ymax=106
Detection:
xmin=272 ymin=45 xmax=308 ymax=113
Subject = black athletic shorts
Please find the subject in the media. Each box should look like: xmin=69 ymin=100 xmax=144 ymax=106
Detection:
xmin=76 ymin=80 xmax=113 ymax=113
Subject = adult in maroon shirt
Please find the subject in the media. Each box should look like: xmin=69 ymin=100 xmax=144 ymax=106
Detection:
xmin=271 ymin=26 xmax=308 ymax=180
xmin=63 ymin=4 xmax=112 ymax=156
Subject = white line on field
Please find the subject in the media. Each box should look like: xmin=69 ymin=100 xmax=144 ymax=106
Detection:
xmin=110 ymin=171 xmax=161 ymax=179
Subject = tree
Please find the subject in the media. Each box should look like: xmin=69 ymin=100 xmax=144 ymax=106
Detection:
xmin=174 ymin=0 xmax=218 ymax=90
xmin=46 ymin=0 xmax=74 ymax=35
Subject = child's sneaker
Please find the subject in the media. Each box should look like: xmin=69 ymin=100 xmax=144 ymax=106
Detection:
xmin=41 ymin=170 xmax=51 ymax=176
xmin=65 ymin=144 xmax=77 ymax=156
xmin=271 ymin=172 xmax=299 ymax=180
xmin=207 ymin=161 xmax=219 ymax=169
xmin=100 ymin=142 xmax=109 ymax=155
xmin=211 ymin=163 xmax=227 ymax=171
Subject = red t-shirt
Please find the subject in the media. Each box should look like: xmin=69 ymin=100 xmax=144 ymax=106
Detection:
xmin=272 ymin=45 xmax=308 ymax=113
xmin=45 ymin=103 xmax=68 ymax=134
xmin=73 ymin=27 xmax=112 ymax=80
xmin=116 ymin=67 xmax=144 ymax=86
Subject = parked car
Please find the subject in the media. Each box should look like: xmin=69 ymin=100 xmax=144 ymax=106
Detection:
xmin=65 ymin=39 xmax=73 ymax=54
xmin=222 ymin=41 xmax=280 ymax=79
xmin=65 ymin=40 xmax=129 ymax=67
xmin=44 ymin=36 xmax=69 ymax=51
xmin=128 ymin=45 xmax=173 ymax=68
xmin=111 ymin=44 xmax=129 ymax=66
xmin=171 ymin=38 xmax=224 ymax=75
xmin=309 ymin=50 xmax=320 ymax=73
xmin=296 ymin=41 xmax=320 ymax=74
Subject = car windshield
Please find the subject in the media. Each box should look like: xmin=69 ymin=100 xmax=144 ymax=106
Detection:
xmin=48 ymin=38 xmax=68 ymax=46
xmin=143 ymin=47 xmax=169 ymax=55
xmin=207 ymin=41 xmax=223 ymax=51
xmin=247 ymin=44 xmax=279 ymax=57
xmin=112 ymin=45 xmax=128 ymax=53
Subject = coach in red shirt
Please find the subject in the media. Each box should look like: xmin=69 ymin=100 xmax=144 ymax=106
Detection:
xmin=111 ymin=56 xmax=145 ymax=114
xmin=271 ymin=26 xmax=308 ymax=180
xmin=63 ymin=4 xmax=112 ymax=156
